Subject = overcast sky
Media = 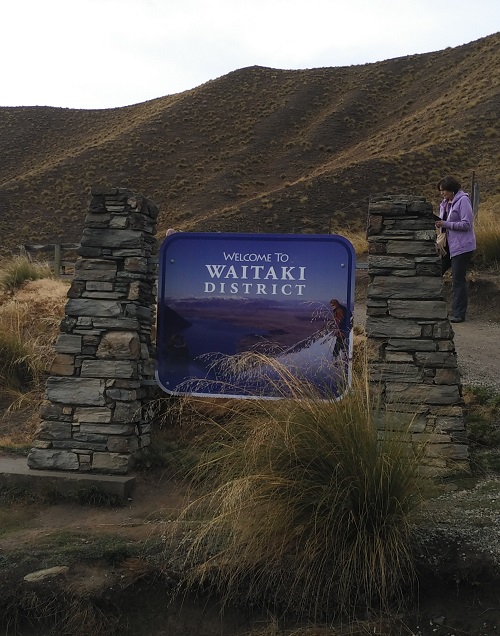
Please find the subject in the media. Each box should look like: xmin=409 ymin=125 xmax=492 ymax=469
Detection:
xmin=1 ymin=0 xmax=499 ymax=110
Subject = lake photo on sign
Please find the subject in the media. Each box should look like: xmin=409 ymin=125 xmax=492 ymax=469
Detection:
xmin=156 ymin=232 xmax=355 ymax=400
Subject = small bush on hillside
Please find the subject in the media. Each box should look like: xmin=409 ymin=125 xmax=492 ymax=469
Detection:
xmin=169 ymin=354 xmax=426 ymax=621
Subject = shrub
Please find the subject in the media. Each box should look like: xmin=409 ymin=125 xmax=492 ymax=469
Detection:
xmin=169 ymin=354 xmax=426 ymax=621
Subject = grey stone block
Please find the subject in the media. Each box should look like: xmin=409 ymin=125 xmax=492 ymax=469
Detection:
xmin=27 ymin=449 xmax=79 ymax=471
xmin=47 ymin=377 xmax=106 ymax=405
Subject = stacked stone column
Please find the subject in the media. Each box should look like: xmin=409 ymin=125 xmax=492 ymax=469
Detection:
xmin=366 ymin=195 xmax=468 ymax=475
xmin=28 ymin=188 xmax=158 ymax=475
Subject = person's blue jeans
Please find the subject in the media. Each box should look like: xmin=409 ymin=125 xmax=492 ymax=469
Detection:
xmin=441 ymin=250 xmax=474 ymax=319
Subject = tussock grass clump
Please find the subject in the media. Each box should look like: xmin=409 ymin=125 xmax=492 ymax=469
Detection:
xmin=0 ymin=301 xmax=57 ymax=408
xmin=170 ymin=355 xmax=426 ymax=621
xmin=340 ymin=228 xmax=368 ymax=257
xmin=0 ymin=255 xmax=53 ymax=292
xmin=475 ymin=200 xmax=500 ymax=269
xmin=0 ymin=308 xmax=46 ymax=407
xmin=0 ymin=279 xmax=66 ymax=412
xmin=0 ymin=258 xmax=60 ymax=406
xmin=0 ymin=327 xmax=34 ymax=393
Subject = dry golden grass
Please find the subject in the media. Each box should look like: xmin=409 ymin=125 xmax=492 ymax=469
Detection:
xmin=167 ymin=349 xmax=426 ymax=622
xmin=0 ymin=408 xmax=39 ymax=449
xmin=0 ymin=276 xmax=68 ymax=446
xmin=0 ymin=255 xmax=53 ymax=292
xmin=475 ymin=197 xmax=500 ymax=268
xmin=334 ymin=228 xmax=368 ymax=257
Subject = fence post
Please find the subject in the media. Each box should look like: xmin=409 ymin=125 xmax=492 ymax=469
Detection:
xmin=53 ymin=244 xmax=62 ymax=277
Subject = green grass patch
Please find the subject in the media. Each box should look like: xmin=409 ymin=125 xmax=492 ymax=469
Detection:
xmin=0 ymin=485 xmax=41 ymax=537
xmin=464 ymin=385 xmax=500 ymax=447
xmin=42 ymin=485 xmax=126 ymax=508
xmin=0 ymin=443 xmax=31 ymax=456
xmin=3 ymin=531 xmax=155 ymax=571
xmin=463 ymin=385 xmax=500 ymax=475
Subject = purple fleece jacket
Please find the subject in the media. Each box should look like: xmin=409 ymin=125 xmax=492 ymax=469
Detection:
xmin=439 ymin=190 xmax=476 ymax=257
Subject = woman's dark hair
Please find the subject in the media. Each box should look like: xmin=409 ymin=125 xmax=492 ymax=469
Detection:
xmin=437 ymin=176 xmax=461 ymax=194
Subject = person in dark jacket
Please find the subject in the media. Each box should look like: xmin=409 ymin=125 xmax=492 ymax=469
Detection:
xmin=435 ymin=176 xmax=476 ymax=323
xmin=329 ymin=298 xmax=349 ymax=357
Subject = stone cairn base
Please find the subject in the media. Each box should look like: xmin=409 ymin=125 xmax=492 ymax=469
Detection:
xmin=28 ymin=188 xmax=158 ymax=475
xmin=366 ymin=195 xmax=468 ymax=476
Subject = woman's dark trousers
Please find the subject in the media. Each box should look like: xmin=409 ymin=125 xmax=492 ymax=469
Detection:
xmin=441 ymin=251 xmax=474 ymax=320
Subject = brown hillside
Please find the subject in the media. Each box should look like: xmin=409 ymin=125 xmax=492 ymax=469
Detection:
xmin=0 ymin=32 xmax=499 ymax=254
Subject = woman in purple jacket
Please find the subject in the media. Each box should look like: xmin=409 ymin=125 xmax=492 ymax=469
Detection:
xmin=435 ymin=175 xmax=476 ymax=323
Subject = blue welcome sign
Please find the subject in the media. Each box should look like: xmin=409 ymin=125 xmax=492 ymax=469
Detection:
xmin=156 ymin=233 xmax=355 ymax=400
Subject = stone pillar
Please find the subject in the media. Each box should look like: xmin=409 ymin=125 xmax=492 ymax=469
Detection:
xmin=28 ymin=188 xmax=158 ymax=475
xmin=366 ymin=195 xmax=468 ymax=475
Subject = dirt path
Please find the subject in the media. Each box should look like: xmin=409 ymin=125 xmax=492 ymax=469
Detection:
xmin=452 ymin=318 xmax=500 ymax=391
xmin=0 ymin=470 xmax=188 ymax=550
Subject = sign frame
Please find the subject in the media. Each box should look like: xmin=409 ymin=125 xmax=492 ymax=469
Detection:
xmin=156 ymin=232 xmax=355 ymax=400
